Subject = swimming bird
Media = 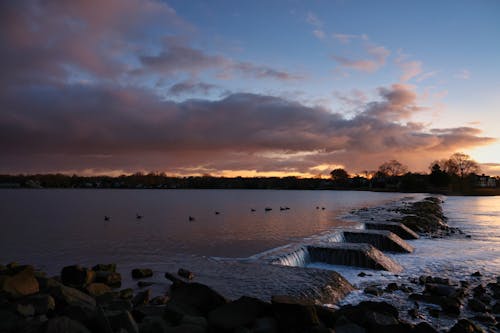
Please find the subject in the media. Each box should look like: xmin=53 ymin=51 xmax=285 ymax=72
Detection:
xmin=215 ymin=211 xmax=220 ymax=215
xmin=265 ymin=207 xmax=272 ymax=212
xmin=321 ymin=207 xmax=325 ymax=210
xmin=316 ymin=206 xmax=319 ymax=210
xmin=280 ymin=207 xmax=285 ymax=211
xmin=136 ymin=213 xmax=143 ymax=219
xmin=188 ymin=216 xmax=195 ymax=221
xmin=251 ymin=208 xmax=256 ymax=212
xmin=104 ymin=216 xmax=110 ymax=221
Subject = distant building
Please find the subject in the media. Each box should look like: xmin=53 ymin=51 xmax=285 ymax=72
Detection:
xmin=476 ymin=174 xmax=497 ymax=188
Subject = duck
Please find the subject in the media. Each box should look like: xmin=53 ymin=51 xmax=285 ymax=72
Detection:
xmin=188 ymin=216 xmax=195 ymax=221
xmin=265 ymin=207 xmax=272 ymax=212
xmin=251 ymin=208 xmax=256 ymax=212
xmin=104 ymin=216 xmax=110 ymax=221
xmin=215 ymin=211 xmax=220 ymax=215
xmin=136 ymin=213 xmax=143 ymax=219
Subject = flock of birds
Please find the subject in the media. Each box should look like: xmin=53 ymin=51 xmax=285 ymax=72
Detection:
xmin=103 ymin=205 xmax=327 ymax=222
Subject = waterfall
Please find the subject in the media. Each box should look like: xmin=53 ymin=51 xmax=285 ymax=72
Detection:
xmin=273 ymin=247 xmax=310 ymax=267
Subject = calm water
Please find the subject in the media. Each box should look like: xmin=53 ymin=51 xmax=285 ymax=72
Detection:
xmin=0 ymin=189 xmax=409 ymax=272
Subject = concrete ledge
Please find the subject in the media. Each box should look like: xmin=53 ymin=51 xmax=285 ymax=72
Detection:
xmin=342 ymin=230 xmax=414 ymax=253
xmin=365 ymin=222 xmax=419 ymax=240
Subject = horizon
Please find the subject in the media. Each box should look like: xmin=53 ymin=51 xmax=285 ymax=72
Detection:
xmin=1 ymin=1 xmax=499 ymax=177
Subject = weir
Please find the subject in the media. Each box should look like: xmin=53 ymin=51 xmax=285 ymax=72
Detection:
xmin=365 ymin=221 xmax=419 ymax=240
xmin=342 ymin=229 xmax=413 ymax=253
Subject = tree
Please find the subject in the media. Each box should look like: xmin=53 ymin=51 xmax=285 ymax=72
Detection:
xmin=428 ymin=163 xmax=450 ymax=187
xmin=377 ymin=160 xmax=408 ymax=177
xmin=330 ymin=168 xmax=349 ymax=181
xmin=446 ymin=152 xmax=480 ymax=179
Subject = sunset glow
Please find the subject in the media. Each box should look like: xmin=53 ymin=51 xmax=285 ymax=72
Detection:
xmin=1 ymin=1 xmax=499 ymax=176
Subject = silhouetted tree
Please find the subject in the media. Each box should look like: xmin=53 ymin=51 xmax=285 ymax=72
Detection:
xmin=377 ymin=160 xmax=408 ymax=177
xmin=330 ymin=168 xmax=349 ymax=180
xmin=428 ymin=163 xmax=450 ymax=188
xmin=446 ymin=152 xmax=480 ymax=180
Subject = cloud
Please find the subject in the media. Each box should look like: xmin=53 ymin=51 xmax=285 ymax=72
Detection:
xmin=332 ymin=33 xmax=368 ymax=44
xmin=306 ymin=12 xmax=323 ymax=28
xmin=0 ymin=82 xmax=494 ymax=175
xmin=454 ymin=69 xmax=471 ymax=80
xmin=332 ymin=45 xmax=390 ymax=72
xmin=313 ymin=30 xmax=326 ymax=40
xmin=397 ymin=60 xmax=422 ymax=82
xmin=168 ymin=81 xmax=220 ymax=96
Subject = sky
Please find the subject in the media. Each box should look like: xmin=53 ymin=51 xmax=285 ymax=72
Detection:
xmin=1 ymin=0 xmax=499 ymax=177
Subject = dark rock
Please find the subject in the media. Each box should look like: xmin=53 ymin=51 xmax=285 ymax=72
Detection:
xmin=358 ymin=272 xmax=367 ymax=277
xmin=101 ymin=299 xmax=133 ymax=312
xmin=385 ymin=283 xmax=399 ymax=292
xmin=0 ymin=309 xmax=24 ymax=332
xmin=138 ymin=316 xmax=170 ymax=333
xmin=468 ymin=298 xmax=488 ymax=313
xmin=252 ymin=316 xmax=278 ymax=333
xmin=178 ymin=268 xmax=194 ymax=280
xmin=472 ymin=313 xmax=496 ymax=324
xmin=164 ymin=324 xmax=205 ymax=332
xmin=492 ymin=302 xmax=500 ymax=314
xmin=151 ymin=295 xmax=169 ymax=305
xmin=413 ymin=321 xmax=438 ymax=333
xmin=36 ymin=276 xmax=62 ymax=292
xmin=17 ymin=293 xmax=55 ymax=315
xmin=427 ymin=307 xmax=440 ymax=318
xmin=132 ymin=289 xmax=151 ymax=307
xmin=120 ymin=288 xmax=134 ymax=300
xmin=164 ymin=272 xmax=186 ymax=286
xmin=95 ymin=291 xmax=119 ymax=305
xmin=208 ymin=296 xmax=270 ymax=331
xmin=92 ymin=264 xmax=116 ymax=272
xmin=95 ymin=271 xmax=122 ymax=287
xmin=335 ymin=320 xmax=365 ymax=333
xmin=60 ymin=265 xmax=95 ymax=288
xmin=86 ymin=283 xmax=112 ymax=297
xmin=132 ymin=268 xmax=153 ymax=279
xmin=314 ymin=305 xmax=336 ymax=328
xmin=440 ymin=296 xmax=462 ymax=315
xmin=138 ymin=281 xmax=154 ymax=288
xmin=473 ymin=285 xmax=486 ymax=297
xmin=133 ymin=304 xmax=166 ymax=321
xmin=271 ymin=295 xmax=319 ymax=333
xmin=0 ymin=266 xmax=39 ymax=299
xmin=448 ymin=318 xmax=484 ymax=333
xmin=425 ymin=283 xmax=458 ymax=297
xmin=471 ymin=271 xmax=482 ymax=277
xmin=364 ymin=286 xmax=383 ymax=296
xmin=167 ymin=282 xmax=227 ymax=316
xmin=49 ymin=284 xmax=96 ymax=312
xmin=45 ymin=316 xmax=92 ymax=333
xmin=106 ymin=310 xmax=139 ymax=333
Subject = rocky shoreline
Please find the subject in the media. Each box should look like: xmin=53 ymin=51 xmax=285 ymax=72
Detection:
xmin=1 ymin=197 xmax=499 ymax=332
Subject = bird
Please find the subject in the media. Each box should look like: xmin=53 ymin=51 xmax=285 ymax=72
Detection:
xmin=136 ymin=213 xmax=143 ymax=219
xmin=321 ymin=207 xmax=325 ymax=210
xmin=280 ymin=207 xmax=285 ymax=211
xmin=215 ymin=211 xmax=220 ymax=215
xmin=251 ymin=208 xmax=256 ymax=212
xmin=188 ymin=216 xmax=195 ymax=221
xmin=104 ymin=216 xmax=110 ymax=221
xmin=265 ymin=207 xmax=272 ymax=212
xmin=316 ymin=206 xmax=319 ymax=210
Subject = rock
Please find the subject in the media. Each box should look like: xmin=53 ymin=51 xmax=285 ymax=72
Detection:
xmin=0 ymin=309 xmax=25 ymax=332
xmin=177 ymin=268 xmax=194 ymax=280
xmin=60 ymin=265 xmax=95 ymax=288
xmin=132 ymin=289 xmax=151 ymax=307
xmin=167 ymin=282 xmax=227 ymax=316
xmin=252 ymin=317 xmax=278 ymax=333
xmin=120 ymin=288 xmax=134 ymax=300
xmin=45 ymin=316 xmax=92 ymax=333
xmin=36 ymin=276 xmax=63 ymax=291
xmin=208 ymin=296 xmax=270 ymax=331
xmin=468 ymin=298 xmax=488 ymax=313
xmin=425 ymin=283 xmax=458 ymax=297
xmin=448 ymin=318 xmax=484 ymax=333
xmin=95 ymin=271 xmax=122 ymax=287
xmin=101 ymin=299 xmax=133 ymax=312
xmin=335 ymin=322 xmax=365 ymax=333
xmin=364 ymin=286 xmax=383 ymax=296
xmin=471 ymin=313 xmax=496 ymax=324
xmin=17 ymin=293 xmax=55 ymax=315
xmin=440 ymin=296 xmax=462 ymax=315
xmin=106 ymin=310 xmax=139 ymax=333
xmin=86 ymin=283 xmax=112 ymax=297
xmin=138 ymin=316 xmax=171 ymax=333
xmin=271 ymin=295 xmax=319 ymax=333
xmin=92 ymin=264 xmax=116 ymax=272
xmin=95 ymin=291 xmax=119 ymax=305
xmin=385 ymin=283 xmax=399 ymax=292
xmin=473 ymin=285 xmax=486 ymax=297
xmin=132 ymin=268 xmax=153 ymax=279
xmin=151 ymin=295 xmax=169 ymax=305
xmin=138 ymin=281 xmax=154 ymax=288
xmin=492 ymin=302 xmax=500 ymax=314
xmin=180 ymin=315 xmax=208 ymax=328
xmin=471 ymin=271 xmax=482 ymax=277
xmin=358 ymin=272 xmax=367 ymax=277
xmin=164 ymin=324 xmax=206 ymax=333
xmin=49 ymin=284 xmax=96 ymax=312
xmin=413 ymin=322 xmax=438 ymax=333
xmin=164 ymin=272 xmax=186 ymax=286
xmin=0 ymin=266 xmax=39 ymax=299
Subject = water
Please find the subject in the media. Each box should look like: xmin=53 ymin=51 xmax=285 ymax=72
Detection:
xmin=0 ymin=189 xmax=407 ymax=273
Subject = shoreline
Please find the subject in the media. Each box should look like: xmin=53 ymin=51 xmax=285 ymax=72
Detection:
xmin=1 ymin=197 xmax=498 ymax=332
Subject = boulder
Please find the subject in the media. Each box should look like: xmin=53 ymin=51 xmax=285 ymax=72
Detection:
xmin=364 ymin=286 xmax=383 ymax=296
xmin=86 ymin=283 xmax=112 ymax=297
xmin=0 ymin=266 xmax=39 ymax=299
xmin=208 ymin=296 xmax=270 ymax=331
xmin=138 ymin=316 xmax=171 ymax=333
xmin=17 ymin=293 xmax=55 ymax=315
xmin=95 ymin=271 xmax=122 ymax=287
xmin=132 ymin=289 xmax=151 ymax=307
xmin=166 ymin=282 xmax=227 ymax=316
xmin=413 ymin=322 xmax=438 ymax=333
xmin=60 ymin=265 xmax=95 ymax=288
xmin=92 ymin=264 xmax=116 ymax=272
xmin=448 ymin=319 xmax=484 ymax=333
xmin=49 ymin=284 xmax=96 ymax=312
xmin=120 ymin=288 xmax=134 ymax=300
xmin=0 ymin=309 xmax=25 ymax=332
xmin=425 ymin=283 xmax=458 ymax=297
xmin=106 ymin=310 xmax=139 ymax=333
xmin=252 ymin=317 xmax=278 ymax=333
xmin=468 ymin=298 xmax=489 ymax=313
xmin=178 ymin=268 xmax=194 ymax=280
xmin=45 ymin=316 xmax=92 ymax=333
xmin=132 ymin=268 xmax=153 ymax=279
xmin=271 ymin=295 xmax=319 ymax=333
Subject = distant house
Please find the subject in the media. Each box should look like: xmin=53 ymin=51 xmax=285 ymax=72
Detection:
xmin=476 ymin=174 xmax=497 ymax=188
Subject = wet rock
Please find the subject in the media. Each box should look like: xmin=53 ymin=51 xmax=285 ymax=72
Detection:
xmin=208 ymin=296 xmax=270 ymax=331
xmin=440 ymin=296 xmax=462 ymax=315
xmin=164 ymin=272 xmax=186 ymax=286
xmin=95 ymin=271 xmax=122 ymax=288
xmin=138 ymin=281 xmax=154 ymax=288
xmin=492 ymin=302 xmax=500 ymax=314
xmin=385 ymin=283 xmax=399 ymax=292
xmin=468 ymin=298 xmax=489 ymax=313
xmin=0 ymin=266 xmax=39 ymax=299
xmin=120 ymin=288 xmax=134 ymax=300
xmin=86 ymin=283 xmax=112 ymax=297
xmin=101 ymin=299 xmax=133 ymax=312
xmin=151 ymin=295 xmax=169 ymax=305
xmin=138 ymin=316 xmax=170 ymax=333
xmin=36 ymin=275 xmax=63 ymax=291
xmin=60 ymin=265 xmax=95 ymax=288
xmin=132 ymin=268 xmax=153 ymax=279
xmin=334 ymin=319 xmax=365 ymax=333
xmin=271 ymin=295 xmax=319 ymax=333
xmin=358 ymin=272 xmax=368 ymax=277
xmin=46 ymin=316 xmax=92 ymax=333
xmin=17 ymin=293 xmax=55 ymax=315
xmin=472 ymin=313 xmax=496 ymax=324
xmin=471 ymin=271 xmax=482 ymax=277
xmin=413 ymin=321 xmax=438 ymax=333
xmin=132 ymin=289 xmax=151 ymax=307
xmin=425 ymin=283 xmax=458 ymax=297
xmin=427 ymin=307 xmax=440 ymax=318
xmin=448 ymin=318 xmax=484 ymax=333
xmin=0 ymin=309 xmax=24 ymax=332
xmin=92 ymin=264 xmax=116 ymax=272
xmin=15 ymin=302 xmax=35 ymax=316
xmin=167 ymin=282 xmax=227 ymax=317
xmin=106 ymin=310 xmax=139 ymax=333
xmin=49 ymin=284 xmax=96 ymax=313
xmin=252 ymin=317 xmax=278 ymax=333
xmin=177 ymin=268 xmax=194 ymax=280
xmin=364 ymin=286 xmax=383 ymax=296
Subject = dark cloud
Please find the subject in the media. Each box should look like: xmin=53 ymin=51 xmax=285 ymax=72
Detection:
xmin=168 ymin=81 xmax=220 ymax=96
